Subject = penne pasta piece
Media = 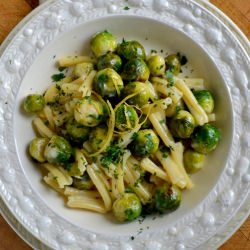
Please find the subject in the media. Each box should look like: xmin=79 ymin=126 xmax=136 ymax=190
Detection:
xmin=43 ymin=163 xmax=73 ymax=188
xmin=67 ymin=195 xmax=107 ymax=213
xmin=79 ymin=70 xmax=97 ymax=97
xmin=208 ymin=113 xmax=216 ymax=122
xmin=182 ymin=78 xmax=205 ymax=90
xmin=58 ymin=56 xmax=96 ymax=67
xmin=170 ymin=142 xmax=194 ymax=189
xmin=142 ymin=97 xmax=172 ymax=114
xmin=87 ymin=164 xmax=112 ymax=211
xmin=43 ymin=172 xmax=64 ymax=194
xmin=64 ymin=186 xmax=101 ymax=198
xmin=141 ymin=158 xmax=169 ymax=181
xmin=155 ymin=150 xmax=187 ymax=189
xmin=33 ymin=117 xmax=55 ymax=138
xmin=174 ymin=78 xmax=208 ymax=125
xmin=43 ymin=105 xmax=55 ymax=130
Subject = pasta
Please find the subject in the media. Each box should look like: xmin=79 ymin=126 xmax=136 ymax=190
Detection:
xmin=23 ymin=31 xmax=221 ymax=222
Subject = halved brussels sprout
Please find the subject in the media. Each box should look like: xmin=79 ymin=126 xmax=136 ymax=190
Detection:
xmin=72 ymin=173 xmax=94 ymax=190
xmin=90 ymin=30 xmax=117 ymax=57
xmin=44 ymin=135 xmax=72 ymax=164
xmin=29 ymin=137 xmax=49 ymax=162
xmin=74 ymin=95 xmax=106 ymax=127
xmin=115 ymin=104 xmax=139 ymax=131
xmin=165 ymin=54 xmax=181 ymax=75
xmin=183 ymin=149 xmax=205 ymax=174
xmin=130 ymin=129 xmax=159 ymax=157
xmin=123 ymin=81 xmax=150 ymax=107
xmin=23 ymin=94 xmax=45 ymax=113
xmin=191 ymin=123 xmax=221 ymax=154
xmin=89 ymin=125 xmax=108 ymax=151
xmin=65 ymin=118 xmax=90 ymax=144
xmin=113 ymin=193 xmax=142 ymax=222
xmin=116 ymin=40 xmax=146 ymax=60
xmin=147 ymin=55 xmax=166 ymax=76
xmin=169 ymin=110 xmax=195 ymax=138
xmin=155 ymin=184 xmax=182 ymax=213
xmin=97 ymin=52 xmax=122 ymax=72
xmin=93 ymin=68 xmax=124 ymax=98
xmin=122 ymin=58 xmax=150 ymax=82
xmin=193 ymin=90 xmax=214 ymax=114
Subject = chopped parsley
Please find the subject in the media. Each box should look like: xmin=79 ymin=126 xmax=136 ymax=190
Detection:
xmin=51 ymin=73 xmax=65 ymax=82
xmin=100 ymin=143 xmax=124 ymax=169
xmin=165 ymin=69 xmax=174 ymax=87
xmin=124 ymin=6 xmax=130 ymax=10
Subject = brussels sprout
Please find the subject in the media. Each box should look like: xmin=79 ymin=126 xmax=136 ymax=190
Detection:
xmin=115 ymin=104 xmax=139 ymax=131
xmin=113 ymin=193 xmax=142 ymax=222
xmin=122 ymin=58 xmax=150 ymax=82
xmin=147 ymin=55 xmax=166 ymax=76
xmin=193 ymin=90 xmax=214 ymax=114
xmin=90 ymin=30 xmax=117 ymax=57
xmin=116 ymin=40 xmax=146 ymax=60
xmin=130 ymin=129 xmax=159 ymax=157
xmin=29 ymin=137 xmax=49 ymax=162
xmin=183 ymin=149 xmax=205 ymax=174
xmin=73 ymin=62 xmax=94 ymax=78
xmin=93 ymin=68 xmax=124 ymax=98
xmin=44 ymin=135 xmax=72 ymax=164
xmin=155 ymin=184 xmax=182 ymax=213
xmin=89 ymin=125 xmax=108 ymax=151
xmin=74 ymin=95 xmax=107 ymax=127
xmin=191 ymin=123 xmax=221 ymax=154
xmin=123 ymin=81 xmax=150 ymax=107
xmin=97 ymin=52 xmax=122 ymax=72
xmin=23 ymin=94 xmax=45 ymax=113
xmin=165 ymin=54 xmax=181 ymax=75
xmin=169 ymin=110 xmax=195 ymax=138
xmin=65 ymin=118 xmax=90 ymax=144
xmin=72 ymin=173 xmax=94 ymax=190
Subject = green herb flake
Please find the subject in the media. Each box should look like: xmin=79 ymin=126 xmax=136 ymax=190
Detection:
xmin=124 ymin=6 xmax=130 ymax=10
xmin=165 ymin=69 xmax=174 ymax=87
xmin=51 ymin=73 xmax=65 ymax=82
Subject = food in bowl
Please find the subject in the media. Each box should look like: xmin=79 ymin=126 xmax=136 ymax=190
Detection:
xmin=22 ymin=31 xmax=221 ymax=222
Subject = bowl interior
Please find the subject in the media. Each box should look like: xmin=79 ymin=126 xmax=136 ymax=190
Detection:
xmin=14 ymin=15 xmax=233 ymax=236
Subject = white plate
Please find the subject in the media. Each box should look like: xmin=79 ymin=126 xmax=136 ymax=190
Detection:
xmin=0 ymin=0 xmax=249 ymax=249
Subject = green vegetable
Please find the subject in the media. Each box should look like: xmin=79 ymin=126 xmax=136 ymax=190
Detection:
xmin=113 ymin=193 xmax=142 ymax=222
xmin=123 ymin=81 xmax=150 ymax=107
xmin=169 ymin=110 xmax=195 ymax=138
xmin=100 ymin=143 xmax=124 ymax=168
xmin=155 ymin=184 xmax=182 ymax=212
xmin=90 ymin=30 xmax=117 ymax=57
xmin=115 ymin=104 xmax=139 ymax=131
xmin=117 ymin=40 xmax=146 ymax=60
xmin=74 ymin=95 xmax=106 ymax=127
xmin=23 ymin=94 xmax=45 ymax=113
xmin=147 ymin=55 xmax=166 ymax=76
xmin=93 ymin=68 xmax=124 ymax=98
xmin=165 ymin=54 xmax=181 ymax=75
xmin=89 ymin=125 xmax=108 ymax=151
xmin=193 ymin=90 xmax=214 ymax=114
xmin=29 ymin=137 xmax=49 ymax=162
xmin=51 ymin=73 xmax=65 ymax=82
xmin=72 ymin=173 xmax=94 ymax=190
xmin=130 ymin=129 xmax=159 ymax=157
xmin=191 ymin=123 xmax=221 ymax=154
xmin=65 ymin=118 xmax=90 ymax=144
xmin=183 ymin=149 xmax=205 ymax=174
xmin=44 ymin=135 xmax=72 ymax=164
xmin=97 ymin=52 xmax=122 ymax=72
xmin=122 ymin=58 xmax=150 ymax=82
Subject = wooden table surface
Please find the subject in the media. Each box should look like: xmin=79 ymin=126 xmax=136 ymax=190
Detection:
xmin=0 ymin=0 xmax=249 ymax=249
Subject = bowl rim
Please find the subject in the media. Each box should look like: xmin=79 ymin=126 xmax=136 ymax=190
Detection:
xmin=0 ymin=0 xmax=249 ymax=249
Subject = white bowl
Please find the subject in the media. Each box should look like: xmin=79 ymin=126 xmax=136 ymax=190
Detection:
xmin=0 ymin=0 xmax=249 ymax=249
